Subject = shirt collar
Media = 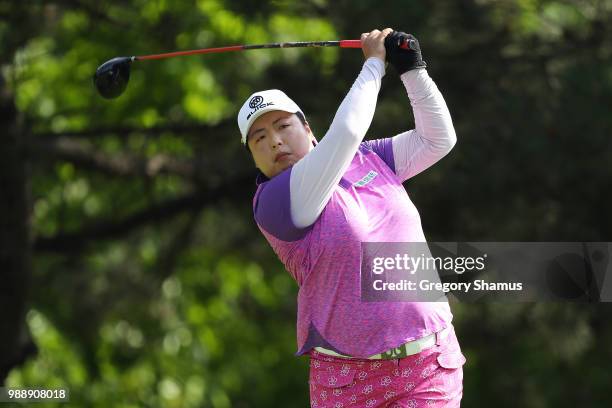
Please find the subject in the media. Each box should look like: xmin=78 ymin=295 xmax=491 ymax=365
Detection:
xmin=255 ymin=169 xmax=269 ymax=186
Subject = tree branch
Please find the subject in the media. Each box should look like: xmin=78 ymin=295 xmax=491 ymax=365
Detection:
xmin=33 ymin=121 xmax=234 ymax=140
xmin=32 ymin=175 xmax=253 ymax=253
xmin=27 ymin=137 xmax=197 ymax=179
xmin=50 ymin=0 xmax=130 ymax=28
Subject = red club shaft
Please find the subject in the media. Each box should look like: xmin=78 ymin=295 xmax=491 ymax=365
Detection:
xmin=136 ymin=45 xmax=246 ymax=60
xmin=134 ymin=40 xmax=376 ymax=61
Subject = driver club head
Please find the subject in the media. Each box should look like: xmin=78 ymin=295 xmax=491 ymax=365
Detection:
xmin=93 ymin=57 xmax=133 ymax=99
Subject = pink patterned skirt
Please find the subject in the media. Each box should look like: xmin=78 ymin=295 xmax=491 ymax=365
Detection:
xmin=307 ymin=325 xmax=466 ymax=408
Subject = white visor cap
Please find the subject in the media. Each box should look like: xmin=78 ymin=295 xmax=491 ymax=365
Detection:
xmin=237 ymin=89 xmax=303 ymax=145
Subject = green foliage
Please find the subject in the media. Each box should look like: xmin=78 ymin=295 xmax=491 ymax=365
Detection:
xmin=3 ymin=0 xmax=612 ymax=406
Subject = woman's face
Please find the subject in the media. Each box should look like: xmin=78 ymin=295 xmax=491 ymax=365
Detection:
xmin=247 ymin=110 xmax=315 ymax=178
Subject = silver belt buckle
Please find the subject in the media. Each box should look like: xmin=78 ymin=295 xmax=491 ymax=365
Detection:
xmin=379 ymin=344 xmax=409 ymax=360
xmin=377 ymin=332 xmax=436 ymax=360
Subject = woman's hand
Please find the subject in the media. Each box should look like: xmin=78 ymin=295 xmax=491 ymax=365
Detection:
xmin=360 ymin=28 xmax=394 ymax=62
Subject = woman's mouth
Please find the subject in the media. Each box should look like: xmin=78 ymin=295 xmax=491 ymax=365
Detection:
xmin=275 ymin=152 xmax=291 ymax=162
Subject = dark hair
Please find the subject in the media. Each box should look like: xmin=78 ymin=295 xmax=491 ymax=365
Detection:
xmin=295 ymin=111 xmax=307 ymax=126
xmin=244 ymin=112 xmax=308 ymax=153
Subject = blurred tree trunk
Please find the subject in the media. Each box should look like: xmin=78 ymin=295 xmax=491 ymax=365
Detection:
xmin=0 ymin=2 xmax=47 ymax=383
xmin=0 ymin=77 xmax=35 ymax=384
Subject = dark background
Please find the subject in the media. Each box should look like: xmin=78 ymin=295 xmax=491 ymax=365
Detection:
xmin=2 ymin=0 xmax=611 ymax=406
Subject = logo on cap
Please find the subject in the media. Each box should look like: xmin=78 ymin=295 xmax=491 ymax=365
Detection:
xmin=249 ymin=95 xmax=264 ymax=109
xmin=246 ymin=95 xmax=274 ymax=120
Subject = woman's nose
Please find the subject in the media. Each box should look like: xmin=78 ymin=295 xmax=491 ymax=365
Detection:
xmin=269 ymin=132 xmax=283 ymax=148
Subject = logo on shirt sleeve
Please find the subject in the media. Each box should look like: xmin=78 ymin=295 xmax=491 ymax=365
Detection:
xmin=354 ymin=170 xmax=378 ymax=187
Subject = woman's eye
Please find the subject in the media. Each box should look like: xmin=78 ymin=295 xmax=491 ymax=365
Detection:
xmin=280 ymin=124 xmax=290 ymax=129
xmin=256 ymin=134 xmax=265 ymax=142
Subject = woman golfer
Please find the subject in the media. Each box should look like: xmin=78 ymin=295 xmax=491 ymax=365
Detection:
xmin=237 ymin=28 xmax=466 ymax=407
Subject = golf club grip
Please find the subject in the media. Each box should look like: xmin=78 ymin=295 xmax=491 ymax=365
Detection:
xmin=339 ymin=39 xmax=411 ymax=50
xmin=339 ymin=40 xmax=362 ymax=48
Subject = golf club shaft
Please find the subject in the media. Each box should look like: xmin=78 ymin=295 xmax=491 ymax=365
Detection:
xmin=135 ymin=40 xmax=365 ymax=61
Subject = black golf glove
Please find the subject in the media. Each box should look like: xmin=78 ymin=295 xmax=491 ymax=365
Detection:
xmin=384 ymin=31 xmax=427 ymax=75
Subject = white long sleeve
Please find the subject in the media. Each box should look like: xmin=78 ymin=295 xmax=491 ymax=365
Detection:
xmin=391 ymin=69 xmax=456 ymax=181
xmin=289 ymin=57 xmax=385 ymax=229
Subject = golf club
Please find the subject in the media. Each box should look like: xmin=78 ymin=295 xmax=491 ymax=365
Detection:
xmin=94 ymin=39 xmax=414 ymax=99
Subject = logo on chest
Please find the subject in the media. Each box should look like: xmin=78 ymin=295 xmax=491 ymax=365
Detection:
xmin=353 ymin=170 xmax=378 ymax=187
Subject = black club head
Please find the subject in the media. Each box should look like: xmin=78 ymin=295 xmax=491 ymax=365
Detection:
xmin=93 ymin=57 xmax=132 ymax=99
